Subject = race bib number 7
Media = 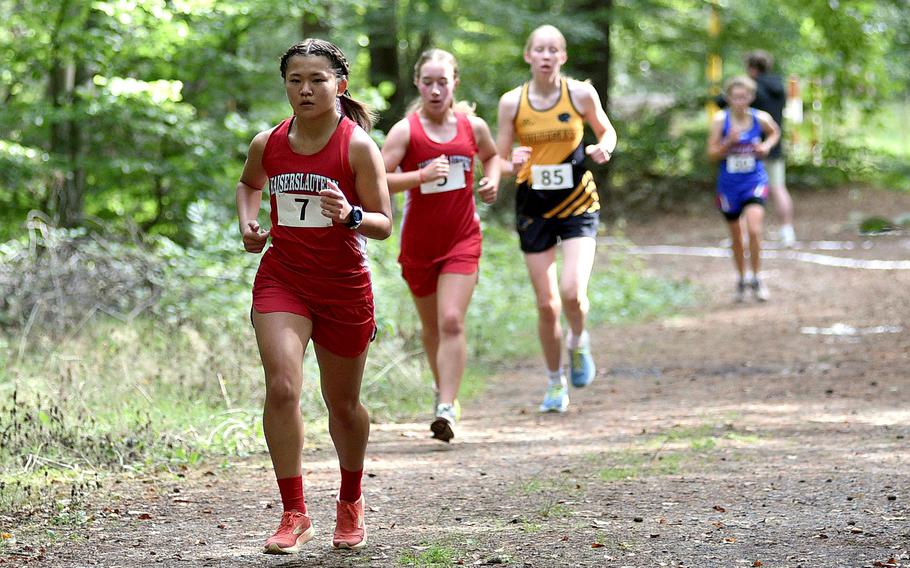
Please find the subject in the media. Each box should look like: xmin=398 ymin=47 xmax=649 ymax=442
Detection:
xmin=420 ymin=165 xmax=466 ymax=194
xmin=727 ymin=155 xmax=756 ymax=174
xmin=531 ymin=164 xmax=574 ymax=190
xmin=276 ymin=192 xmax=332 ymax=228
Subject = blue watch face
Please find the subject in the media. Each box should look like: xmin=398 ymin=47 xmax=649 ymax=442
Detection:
xmin=348 ymin=206 xmax=363 ymax=227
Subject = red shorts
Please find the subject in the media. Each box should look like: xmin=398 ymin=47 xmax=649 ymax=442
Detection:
xmin=252 ymin=275 xmax=375 ymax=358
xmin=401 ymin=253 xmax=479 ymax=298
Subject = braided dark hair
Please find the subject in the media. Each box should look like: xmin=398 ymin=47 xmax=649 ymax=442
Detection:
xmin=280 ymin=39 xmax=375 ymax=131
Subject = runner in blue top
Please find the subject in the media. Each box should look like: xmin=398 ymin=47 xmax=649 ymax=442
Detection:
xmin=708 ymin=75 xmax=780 ymax=302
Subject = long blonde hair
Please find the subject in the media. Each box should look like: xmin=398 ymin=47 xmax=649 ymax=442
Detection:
xmin=406 ymin=49 xmax=476 ymax=116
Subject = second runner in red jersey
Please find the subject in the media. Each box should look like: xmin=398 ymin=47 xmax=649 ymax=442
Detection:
xmin=397 ymin=111 xmax=481 ymax=294
xmin=382 ymin=48 xmax=500 ymax=443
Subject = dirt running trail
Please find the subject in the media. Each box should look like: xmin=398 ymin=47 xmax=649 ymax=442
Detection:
xmin=31 ymin=188 xmax=910 ymax=567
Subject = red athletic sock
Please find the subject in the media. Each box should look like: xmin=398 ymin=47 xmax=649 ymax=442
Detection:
xmin=276 ymin=475 xmax=306 ymax=514
xmin=339 ymin=467 xmax=363 ymax=503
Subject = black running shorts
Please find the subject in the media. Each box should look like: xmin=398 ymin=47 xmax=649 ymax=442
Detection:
xmin=516 ymin=212 xmax=599 ymax=253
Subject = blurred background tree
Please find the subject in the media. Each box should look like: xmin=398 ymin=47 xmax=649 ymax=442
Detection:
xmin=1 ymin=0 xmax=907 ymax=241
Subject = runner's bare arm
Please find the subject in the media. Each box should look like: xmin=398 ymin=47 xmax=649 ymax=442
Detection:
xmin=470 ymin=116 xmax=501 ymax=204
xmin=707 ymin=112 xmax=730 ymax=162
xmin=573 ymin=81 xmax=616 ymax=164
xmin=347 ymin=128 xmax=393 ymax=239
xmin=236 ymin=129 xmax=272 ymax=252
xmin=382 ymin=118 xmax=449 ymax=192
xmin=496 ymin=88 xmax=526 ymax=177
xmin=381 ymin=119 xmax=417 ymax=194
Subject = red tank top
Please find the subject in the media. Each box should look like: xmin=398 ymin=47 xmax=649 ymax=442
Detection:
xmin=260 ymin=116 xmax=371 ymax=303
xmin=398 ymin=112 xmax=480 ymax=266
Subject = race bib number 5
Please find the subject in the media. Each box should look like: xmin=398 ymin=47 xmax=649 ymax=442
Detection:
xmin=727 ymin=155 xmax=756 ymax=174
xmin=420 ymin=164 xmax=466 ymax=194
xmin=276 ymin=192 xmax=332 ymax=228
xmin=531 ymin=164 xmax=573 ymax=190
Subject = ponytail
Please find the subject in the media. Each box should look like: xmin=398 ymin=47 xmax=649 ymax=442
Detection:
xmin=338 ymin=91 xmax=376 ymax=132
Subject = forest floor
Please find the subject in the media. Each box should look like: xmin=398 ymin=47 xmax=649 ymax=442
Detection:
xmin=6 ymin=186 xmax=910 ymax=568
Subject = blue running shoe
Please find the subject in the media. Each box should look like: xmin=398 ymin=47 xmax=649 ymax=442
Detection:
xmin=539 ymin=383 xmax=569 ymax=413
xmin=569 ymin=346 xmax=596 ymax=388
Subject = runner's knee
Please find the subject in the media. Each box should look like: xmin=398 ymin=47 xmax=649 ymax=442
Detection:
xmin=537 ymin=298 xmax=561 ymax=324
xmin=560 ymin=292 xmax=586 ymax=314
xmin=265 ymin=376 xmax=302 ymax=410
xmin=438 ymin=311 xmax=465 ymax=337
xmin=326 ymin=398 xmax=364 ymax=426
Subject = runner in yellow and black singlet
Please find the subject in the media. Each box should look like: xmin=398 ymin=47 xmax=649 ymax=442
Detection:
xmin=512 ymin=77 xmax=599 ymax=229
xmin=497 ymin=25 xmax=617 ymax=413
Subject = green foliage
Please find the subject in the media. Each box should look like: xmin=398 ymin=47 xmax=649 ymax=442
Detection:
xmin=2 ymin=0 xmax=910 ymax=238
xmin=398 ymin=542 xmax=458 ymax=568
xmin=0 ymin=205 xmax=694 ymax=515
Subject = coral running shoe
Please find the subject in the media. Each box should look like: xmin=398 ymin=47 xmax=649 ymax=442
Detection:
xmin=263 ymin=510 xmax=314 ymax=554
xmin=333 ymin=495 xmax=366 ymax=549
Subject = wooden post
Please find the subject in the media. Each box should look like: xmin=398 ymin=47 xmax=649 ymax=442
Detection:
xmin=784 ymin=74 xmax=803 ymax=155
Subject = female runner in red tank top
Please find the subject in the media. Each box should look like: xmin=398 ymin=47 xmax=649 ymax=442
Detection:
xmin=381 ymin=49 xmax=500 ymax=443
xmin=235 ymin=39 xmax=391 ymax=554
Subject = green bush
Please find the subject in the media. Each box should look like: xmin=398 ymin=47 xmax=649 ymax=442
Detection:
xmin=0 ymin=205 xmax=694 ymax=514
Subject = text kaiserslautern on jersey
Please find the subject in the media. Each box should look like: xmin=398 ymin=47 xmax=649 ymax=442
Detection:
xmin=259 ymin=116 xmax=371 ymax=305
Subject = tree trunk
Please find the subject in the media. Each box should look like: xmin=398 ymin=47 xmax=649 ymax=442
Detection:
xmin=570 ymin=0 xmax=613 ymax=218
xmin=48 ymin=59 xmax=86 ymax=228
xmin=571 ymin=0 xmax=611 ymax=108
xmin=367 ymin=0 xmax=403 ymax=131
xmin=46 ymin=0 xmax=88 ymax=228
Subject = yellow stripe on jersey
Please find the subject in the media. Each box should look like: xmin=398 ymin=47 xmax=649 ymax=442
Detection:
xmin=543 ymin=171 xmax=598 ymax=219
xmin=513 ymin=79 xmax=585 ymax=184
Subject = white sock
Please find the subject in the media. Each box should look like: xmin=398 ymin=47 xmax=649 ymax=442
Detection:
xmin=546 ymin=369 xmax=566 ymax=387
xmin=566 ymin=330 xmax=589 ymax=350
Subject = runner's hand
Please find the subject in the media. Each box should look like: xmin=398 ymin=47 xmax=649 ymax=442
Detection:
xmin=420 ymin=155 xmax=449 ymax=183
xmin=754 ymin=143 xmax=770 ymax=159
xmin=241 ymin=220 xmax=270 ymax=253
xmin=319 ymin=182 xmax=352 ymax=223
xmin=585 ymin=144 xmax=611 ymax=164
xmin=476 ymin=176 xmax=497 ymax=204
xmin=511 ymin=146 xmax=531 ymax=168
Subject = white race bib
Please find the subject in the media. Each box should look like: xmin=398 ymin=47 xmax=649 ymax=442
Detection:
xmin=531 ymin=164 xmax=573 ymax=190
xmin=420 ymin=165 xmax=466 ymax=194
xmin=276 ymin=192 xmax=332 ymax=228
xmin=727 ymin=155 xmax=756 ymax=174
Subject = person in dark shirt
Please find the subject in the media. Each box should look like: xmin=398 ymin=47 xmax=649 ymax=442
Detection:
xmin=717 ymin=51 xmax=797 ymax=246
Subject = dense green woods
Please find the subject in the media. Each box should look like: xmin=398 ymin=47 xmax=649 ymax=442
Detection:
xmin=2 ymin=0 xmax=908 ymax=242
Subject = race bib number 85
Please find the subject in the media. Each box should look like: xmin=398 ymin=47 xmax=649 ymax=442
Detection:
xmin=276 ymin=192 xmax=332 ymax=228
xmin=420 ymin=165 xmax=466 ymax=194
xmin=531 ymin=164 xmax=573 ymax=190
